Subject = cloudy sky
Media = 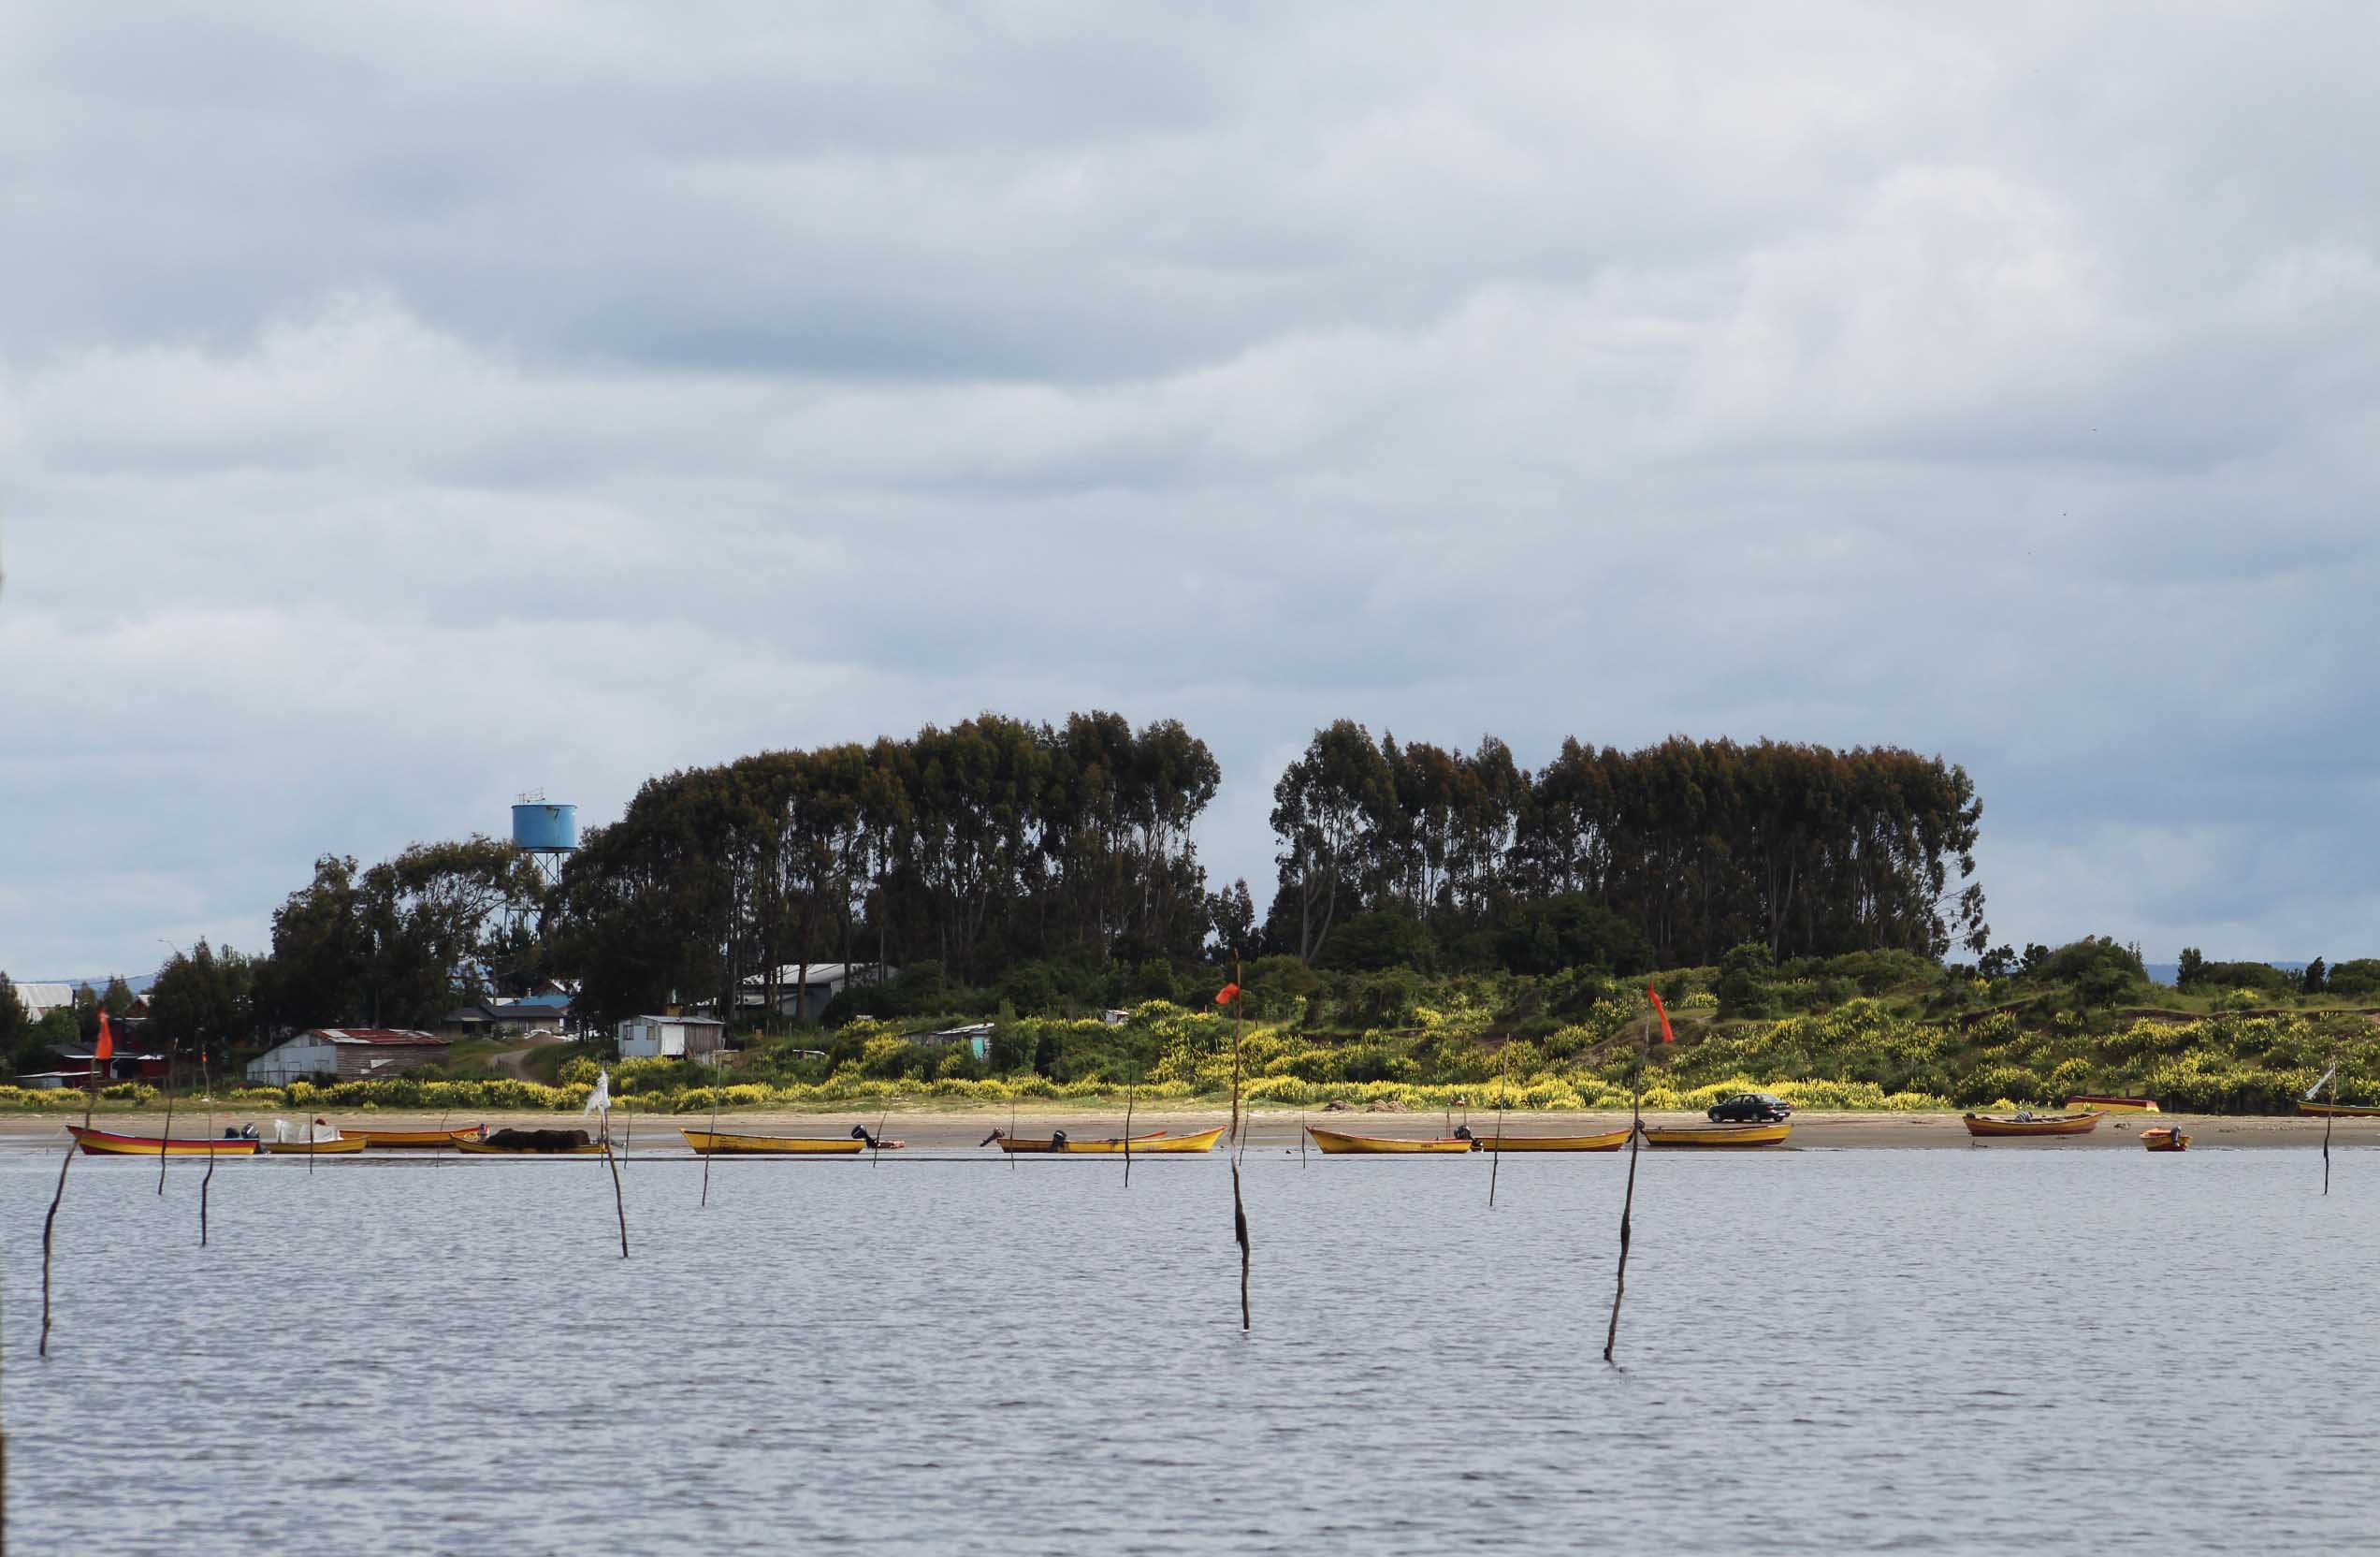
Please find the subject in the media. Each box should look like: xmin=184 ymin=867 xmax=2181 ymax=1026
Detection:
xmin=5 ymin=1 xmax=2375 ymax=978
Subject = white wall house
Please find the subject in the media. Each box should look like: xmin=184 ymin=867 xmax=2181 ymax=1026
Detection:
xmin=617 ymin=1015 xmax=727 ymax=1060
xmin=247 ymin=1031 xmax=341 ymax=1084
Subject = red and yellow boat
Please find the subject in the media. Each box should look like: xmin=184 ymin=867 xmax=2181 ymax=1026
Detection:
xmin=66 ymin=1125 xmax=262 ymax=1157
xmin=2141 ymin=1126 xmax=2191 ymax=1152
xmin=1468 ymin=1126 xmax=1634 ymax=1152
xmin=1962 ymin=1110 xmax=2103 ymax=1138
xmin=2066 ymin=1094 xmax=2159 ymax=1113
xmin=1640 ymin=1121 xmax=1792 ymax=1148
xmin=352 ymin=1125 xmax=487 ymax=1147
xmin=2299 ymin=1100 xmax=2380 ymax=1118
xmin=1306 ymin=1128 xmax=1474 ymax=1155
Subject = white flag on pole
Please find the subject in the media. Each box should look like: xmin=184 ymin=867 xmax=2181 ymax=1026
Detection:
xmin=585 ymin=1068 xmax=613 ymax=1116
xmin=2306 ymin=1063 xmax=2337 ymax=1101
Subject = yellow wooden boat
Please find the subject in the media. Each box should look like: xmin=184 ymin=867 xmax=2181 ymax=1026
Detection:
xmin=1468 ymin=1126 xmax=1633 ymax=1152
xmin=1640 ymin=1121 xmax=1793 ymax=1148
xmin=354 ymin=1125 xmax=487 ymax=1147
xmin=1306 ymin=1127 xmax=1475 ymax=1155
xmin=986 ymin=1128 xmax=1169 ymax=1154
xmin=264 ymin=1135 xmax=368 ymax=1155
xmin=2066 ymin=1094 xmax=2159 ymax=1113
xmin=1961 ymin=1110 xmax=2102 ymax=1138
xmin=1059 ymin=1126 xmax=1226 ymax=1155
xmin=66 ymin=1125 xmax=262 ymax=1157
xmin=680 ymin=1128 xmax=865 ymax=1156
xmin=2141 ymin=1127 xmax=2191 ymax=1152
xmin=2299 ymin=1100 xmax=2380 ymax=1118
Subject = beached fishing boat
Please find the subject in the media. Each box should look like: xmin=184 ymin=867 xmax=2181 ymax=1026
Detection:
xmin=1305 ymin=1128 xmax=1474 ymax=1155
xmin=264 ymin=1136 xmax=367 ymax=1156
xmin=454 ymin=1128 xmax=607 ymax=1156
xmin=2066 ymin=1094 xmax=2160 ymax=1113
xmin=2141 ymin=1127 xmax=2191 ymax=1152
xmin=1466 ymin=1126 xmax=1633 ymax=1152
xmin=984 ymin=1128 xmax=1169 ymax=1154
xmin=1961 ymin=1110 xmax=2103 ymax=1138
xmin=680 ymin=1128 xmax=865 ymax=1156
xmin=66 ymin=1125 xmax=263 ymax=1157
xmin=352 ymin=1125 xmax=487 ymax=1147
xmin=1640 ymin=1121 xmax=1793 ymax=1148
xmin=2299 ymin=1100 xmax=2380 ymax=1118
xmin=1057 ymin=1126 xmax=1226 ymax=1154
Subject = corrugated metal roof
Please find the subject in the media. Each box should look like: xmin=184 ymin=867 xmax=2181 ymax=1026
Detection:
xmin=14 ymin=982 xmax=77 ymax=1016
xmin=306 ymin=1028 xmax=447 ymax=1045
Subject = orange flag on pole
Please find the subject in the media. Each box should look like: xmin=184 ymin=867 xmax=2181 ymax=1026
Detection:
xmin=1214 ymin=982 xmax=1241 ymax=1007
xmin=94 ymin=1010 xmax=116 ymax=1063
xmin=1645 ymin=986 xmax=1676 ymax=1044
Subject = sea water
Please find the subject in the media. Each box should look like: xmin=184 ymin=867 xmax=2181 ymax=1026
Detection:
xmin=6 ymin=1143 xmax=2373 ymax=1553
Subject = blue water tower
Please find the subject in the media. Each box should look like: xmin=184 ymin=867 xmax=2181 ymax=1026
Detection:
xmin=512 ymin=801 xmax=579 ymax=853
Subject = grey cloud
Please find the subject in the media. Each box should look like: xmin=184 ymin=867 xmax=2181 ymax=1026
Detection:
xmin=6 ymin=1 xmax=2379 ymax=974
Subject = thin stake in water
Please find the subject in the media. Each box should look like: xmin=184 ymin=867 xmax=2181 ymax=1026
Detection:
xmin=1123 ymin=1089 xmax=1135 ymax=1189
xmin=872 ymin=1096 xmax=894 ymax=1168
xmin=156 ymin=1039 xmax=179 ymax=1195
xmin=1488 ymin=1046 xmax=1510 ymax=1209
xmin=1604 ymin=992 xmax=1661 ymax=1366
xmin=42 ymin=1039 xmax=109 ymax=1357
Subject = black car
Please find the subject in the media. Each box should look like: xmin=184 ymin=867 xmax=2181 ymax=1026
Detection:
xmin=1706 ymin=1092 xmax=1792 ymax=1123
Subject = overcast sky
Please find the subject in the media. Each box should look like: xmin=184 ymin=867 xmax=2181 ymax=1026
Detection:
xmin=5 ymin=1 xmax=2375 ymax=979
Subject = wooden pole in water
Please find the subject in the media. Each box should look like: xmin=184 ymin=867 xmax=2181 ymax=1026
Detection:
xmin=603 ymin=1137 xmax=630 ymax=1258
xmin=1009 ymin=1099 xmax=1018 ymax=1172
xmin=700 ymin=1049 xmax=723 ymax=1207
xmin=156 ymin=1040 xmax=179 ymax=1195
xmin=2323 ymin=1112 xmax=2334 ymax=1196
xmin=41 ymin=1065 xmax=106 ymax=1355
xmin=1123 ymin=1088 xmax=1135 ymax=1189
xmin=199 ymin=1049 xmax=216 ymax=1245
xmin=1488 ymin=1046 xmax=1509 ymax=1208
xmin=871 ymin=1096 xmax=894 ymax=1168
xmin=1230 ymin=954 xmax=1251 ymax=1331
xmin=1603 ymin=1009 xmax=1649 ymax=1366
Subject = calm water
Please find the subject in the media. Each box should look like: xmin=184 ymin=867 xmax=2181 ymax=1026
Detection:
xmin=6 ymin=1143 xmax=2375 ymax=1553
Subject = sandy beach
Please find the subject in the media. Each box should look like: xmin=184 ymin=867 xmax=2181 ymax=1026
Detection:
xmin=7 ymin=1104 xmax=2372 ymax=1153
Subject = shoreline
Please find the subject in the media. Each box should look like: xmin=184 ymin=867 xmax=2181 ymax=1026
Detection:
xmin=7 ymin=1106 xmax=2373 ymax=1152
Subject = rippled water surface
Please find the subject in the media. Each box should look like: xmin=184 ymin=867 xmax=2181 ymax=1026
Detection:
xmin=7 ymin=1142 xmax=2376 ymax=1553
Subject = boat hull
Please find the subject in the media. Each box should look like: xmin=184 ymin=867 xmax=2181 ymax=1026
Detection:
xmin=680 ymin=1129 xmax=864 ymax=1156
xmin=993 ymin=1129 xmax=1169 ymax=1155
xmin=264 ymin=1136 xmax=368 ymax=1155
xmin=453 ymin=1138 xmax=608 ymax=1156
xmin=1473 ymin=1128 xmax=1633 ymax=1152
xmin=1307 ymin=1128 xmax=1474 ymax=1155
xmin=2300 ymin=1100 xmax=2380 ymax=1118
xmin=1062 ymin=1126 xmax=1226 ymax=1154
xmin=1641 ymin=1122 xmax=1792 ymax=1148
xmin=2141 ymin=1128 xmax=2191 ymax=1152
xmin=1962 ymin=1112 xmax=2103 ymax=1138
xmin=67 ymin=1126 xmax=262 ymax=1157
xmin=2067 ymin=1095 xmax=2160 ymax=1113
xmin=354 ymin=1126 xmax=486 ymax=1147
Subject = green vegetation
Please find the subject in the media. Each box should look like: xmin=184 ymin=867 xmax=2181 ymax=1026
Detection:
xmin=26 ymin=939 xmax=2374 ymax=1118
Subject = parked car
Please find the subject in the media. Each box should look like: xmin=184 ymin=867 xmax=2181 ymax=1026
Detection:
xmin=1706 ymin=1092 xmax=1792 ymax=1123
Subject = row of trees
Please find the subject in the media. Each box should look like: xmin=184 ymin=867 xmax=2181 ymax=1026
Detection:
xmin=1269 ymin=727 xmax=1988 ymax=968
xmin=553 ymin=712 xmax=1231 ymax=1029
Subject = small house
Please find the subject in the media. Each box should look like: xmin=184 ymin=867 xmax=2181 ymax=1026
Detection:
xmin=617 ymin=1014 xmax=728 ymax=1062
xmin=244 ymin=1029 xmax=449 ymax=1085
xmin=916 ymin=1022 xmax=994 ymax=1062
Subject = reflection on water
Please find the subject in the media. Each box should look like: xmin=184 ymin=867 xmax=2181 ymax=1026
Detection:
xmin=7 ymin=1145 xmax=2375 ymax=1554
